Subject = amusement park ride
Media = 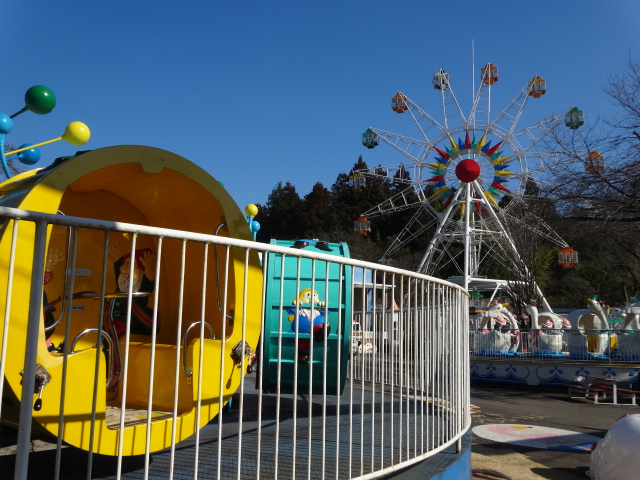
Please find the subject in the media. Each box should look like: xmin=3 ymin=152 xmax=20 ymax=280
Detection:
xmin=0 ymin=86 xmax=265 ymax=455
xmin=0 ymin=86 xmax=350 ymax=458
xmin=354 ymin=62 xmax=585 ymax=310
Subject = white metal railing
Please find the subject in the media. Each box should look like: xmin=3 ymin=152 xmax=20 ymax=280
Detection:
xmin=470 ymin=328 xmax=640 ymax=362
xmin=0 ymin=206 xmax=470 ymax=480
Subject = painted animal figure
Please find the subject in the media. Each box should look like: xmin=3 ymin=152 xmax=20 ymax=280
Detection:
xmin=565 ymin=298 xmax=609 ymax=357
xmin=621 ymin=298 xmax=640 ymax=331
xmin=501 ymin=308 xmax=521 ymax=353
xmin=479 ymin=302 xmax=508 ymax=331
xmin=475 ymin=329 xmax=511 ymax=354
xmin=526 ymin=304 xmax=563 ymax=355
xmin=607 ymin=298 xmax=638 ymax=328
xmin=537 ymin=311 xmax=571 ymax=331
xmin=617 ymin=298 xmax=640 ymax=360
xmin=476 ymin=302 xmax=511 ymax=354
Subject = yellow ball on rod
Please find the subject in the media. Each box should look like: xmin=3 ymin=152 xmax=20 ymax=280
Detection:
xmin=5 ymin=122 xmax=91 ymax=157
xmin=62 ymin=121 xmax=91 ymax=145
xmin=244 ymin=204 xmax=259 ymax=217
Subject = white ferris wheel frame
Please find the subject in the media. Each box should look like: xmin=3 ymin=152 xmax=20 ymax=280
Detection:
xmin=358 ymin=64 xmax=579 ymax=312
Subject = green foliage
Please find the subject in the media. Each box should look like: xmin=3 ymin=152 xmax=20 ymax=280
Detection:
xmin=255 ymin=181 xmax=304 ymax=241
xmin=301 ymin=182 xmax=332 ymax=237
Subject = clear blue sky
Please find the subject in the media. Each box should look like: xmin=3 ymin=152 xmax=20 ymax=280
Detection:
xmin=2 ymin=1 xmax=639 ymax=213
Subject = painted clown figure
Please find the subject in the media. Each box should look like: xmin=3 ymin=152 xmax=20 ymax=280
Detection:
xmin=108 ymin=244 xmax=156 ymax=336
xmin=286 ymin=288 xmax=331 ymax=363
xmin=104 ymin=242 xmax=157 ymax=393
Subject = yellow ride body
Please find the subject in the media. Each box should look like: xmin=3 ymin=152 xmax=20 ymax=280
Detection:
xmin=0 ymin=146 xmax=262 ymax=455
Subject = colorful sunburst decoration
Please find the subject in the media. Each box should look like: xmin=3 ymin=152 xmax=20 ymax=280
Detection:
xmin=425 ymin=130 xmax=517 ymax=213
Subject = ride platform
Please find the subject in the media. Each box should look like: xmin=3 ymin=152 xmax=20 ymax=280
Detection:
xmin=1 ymin=373 xmax=472 ymax=479
xmin=471 ymin=356 xmax=640 ymax=387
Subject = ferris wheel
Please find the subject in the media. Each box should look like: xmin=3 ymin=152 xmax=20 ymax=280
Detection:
xmin=355 ymin=63 xmax=583 ymax=304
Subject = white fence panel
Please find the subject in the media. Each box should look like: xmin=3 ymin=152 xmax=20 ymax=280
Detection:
xmin=0 ymin=206 xmax=469 ymax=480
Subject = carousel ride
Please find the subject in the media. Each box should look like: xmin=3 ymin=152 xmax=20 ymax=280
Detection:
xmin=0 ymin=87 xmax=263 ymax=455
xmin=354 ymin=62 xmax=587 ymax=354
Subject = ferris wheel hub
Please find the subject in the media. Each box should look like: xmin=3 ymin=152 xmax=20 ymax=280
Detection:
xmin=455 ymin=158 xmax=481 ymax=183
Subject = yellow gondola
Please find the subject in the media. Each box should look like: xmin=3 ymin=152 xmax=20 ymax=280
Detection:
xmin=0 ymin=145 xmax=262 ymax=455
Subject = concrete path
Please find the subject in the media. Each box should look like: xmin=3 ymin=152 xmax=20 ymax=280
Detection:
xmin=470 ymin=381 xmax=636 ymax=479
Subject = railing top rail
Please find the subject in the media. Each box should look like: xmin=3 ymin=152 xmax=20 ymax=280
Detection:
xmin=0 ymin=205 xmax=467 ymax=293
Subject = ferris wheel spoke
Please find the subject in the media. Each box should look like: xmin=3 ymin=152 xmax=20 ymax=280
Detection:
xmin=421 ymin=237 xmax=461 ymax=277
xmin=362 ymin=186 xmax=428 ymax=217
xmin=432 ymin=69 xmax=467 ymax=133
xmin=416 ymin=187 xmax=466 ymax=273
xmin=469 ymin=63 xmax=499 ymax=129
xmin=355 ymin=162 xmax=428 ymax=186
xmin=369 ymin=128 xmax=434 ymax=164
xmin=475 ymin=182 xmax=546 ymax=283
xmin=511 ymin=108 xmax=574 ymax=154
xmin=383 ymin=207 xmax=440 ymax=259
xmin=518 ymin=151 xmax=581 ymax=185
xmin=487 ymin=77 xmax=540 ymax=140
xmin=397 ymin=93 xmax=445 ymax=142
xmin=469 ymin=80 xmax=492 ymax=129
xmin=482 ymin=243 xmax=514 ymax=273
xmin=498 ymin=198 xmax=568 ymax=247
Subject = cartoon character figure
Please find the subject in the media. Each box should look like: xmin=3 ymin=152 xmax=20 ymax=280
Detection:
xmin=108 ymin=243 xmax=156 ymax=337
xmin=286 ymin=288 xmax=331 ymax=364
xmin=104 ymin=242 xmax=157 ymax=393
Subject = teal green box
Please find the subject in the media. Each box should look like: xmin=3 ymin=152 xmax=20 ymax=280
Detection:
xmin=260 ymin=239 xmax=352 ymax=395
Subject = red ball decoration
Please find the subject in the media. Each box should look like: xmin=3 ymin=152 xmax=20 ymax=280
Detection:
xmin=455 ymin=159 xmax=481 ymax=183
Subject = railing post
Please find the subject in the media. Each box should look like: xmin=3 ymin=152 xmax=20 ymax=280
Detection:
xmin=14 ymin=220 xmax=47 ymax=480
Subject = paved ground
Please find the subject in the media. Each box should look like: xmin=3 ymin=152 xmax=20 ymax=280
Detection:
xmin=3 ymin=380 xmax=634 ymax=479
xmin=470 ymin=381 xmax=636 ymax=479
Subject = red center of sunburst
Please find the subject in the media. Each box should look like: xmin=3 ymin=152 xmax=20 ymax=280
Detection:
xmin=455 ymin=159 xmax=481 ymax=183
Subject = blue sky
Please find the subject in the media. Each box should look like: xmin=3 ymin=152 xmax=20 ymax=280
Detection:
xmin=2 ymin=2 xmax=639 ymax=214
